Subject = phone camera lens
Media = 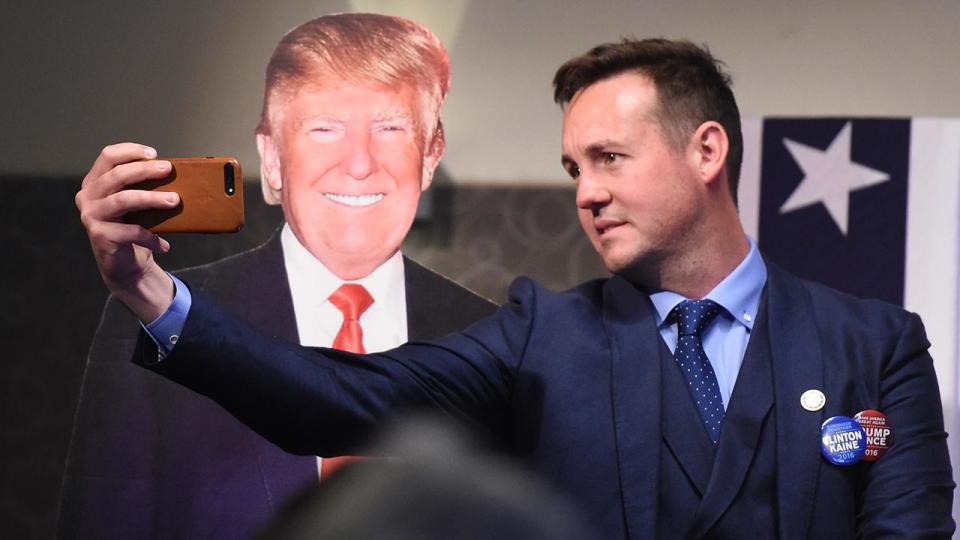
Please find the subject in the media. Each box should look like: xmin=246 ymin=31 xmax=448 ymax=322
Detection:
xmin=223 ymin=162 xmax=236 ymax=196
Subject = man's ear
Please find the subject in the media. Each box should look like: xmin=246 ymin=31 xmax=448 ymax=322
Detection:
xmin=420 ymin=121 xmax=446 ymax=191
xmin=256 ymin=133 xmax=283 ymax=205
xmin=692 ymin=121 xmax=729 ymax=186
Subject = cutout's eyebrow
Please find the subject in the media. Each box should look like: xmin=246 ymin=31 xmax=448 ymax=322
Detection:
xmin=372 ymin=107 xmax=414 ymax=123
xmin=297 ymin=114 xmax=345 ymax=129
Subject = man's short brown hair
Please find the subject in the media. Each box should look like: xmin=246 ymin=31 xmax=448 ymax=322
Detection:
xmin=553 ymin=38 xmax=743 ymax=204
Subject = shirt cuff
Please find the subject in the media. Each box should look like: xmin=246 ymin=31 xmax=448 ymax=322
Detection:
xmin=142 ymin=274 xmax=192 ymax=359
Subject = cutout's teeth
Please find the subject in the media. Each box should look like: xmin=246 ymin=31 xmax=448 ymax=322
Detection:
xmin=324 ymin=193 xmax=385 ymax=207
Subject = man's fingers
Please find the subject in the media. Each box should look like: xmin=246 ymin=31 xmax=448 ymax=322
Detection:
xmin=81 ymin=189 xmax=180 ymax=226
xmin=82 ymin=143 xmax=158 ymax=188
xmin=88 ymin=221 xmax=170 ymax=255
xmin=132 ymin=228 xmax=170 ymax=254
xmin=75 ymin=159 xmax=172 ymax=216
xmin=82 ymin=159 xmax=172 ymax=201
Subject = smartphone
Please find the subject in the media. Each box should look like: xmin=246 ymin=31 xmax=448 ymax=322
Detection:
xmin=125 ymin=156 xmax=244 ymax=233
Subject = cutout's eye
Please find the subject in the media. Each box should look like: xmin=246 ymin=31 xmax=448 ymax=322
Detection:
xmin=307 ymin=124 xmax=344 ymax=140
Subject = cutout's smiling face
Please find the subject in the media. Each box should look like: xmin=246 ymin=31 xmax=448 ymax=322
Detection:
xmin=259 ymin=81 xmax=441 ymax=278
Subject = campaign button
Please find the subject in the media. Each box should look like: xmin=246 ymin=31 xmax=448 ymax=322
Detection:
xmin=854 ymin=409 xmax=893 ymax=462
xmin=821 ymin=415 xmax=866 ymax=466
xmin=801 ymin=389 xmax=826 ymax=411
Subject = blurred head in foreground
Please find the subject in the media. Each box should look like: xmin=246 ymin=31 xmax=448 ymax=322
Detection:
xmin=257 ymin=417 xmax=593 ymax=540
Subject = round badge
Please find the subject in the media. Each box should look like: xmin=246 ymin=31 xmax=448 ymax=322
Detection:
xmin=821 ymin=415 xmax=866 ymax=466
xmin=800 ymin=389 xmax=826 ymax=411
xmin=854 ymin=409 xmax=893 ymax=462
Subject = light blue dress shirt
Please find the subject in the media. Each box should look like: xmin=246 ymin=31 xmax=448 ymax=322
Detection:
xmin=144 ymin=274 xmax=192 ymax=358
xmin=647 ymin=237 xmax=767 ymax=409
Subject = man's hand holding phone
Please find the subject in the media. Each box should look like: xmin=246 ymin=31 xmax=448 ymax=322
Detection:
xmin=126 ymin=156 xmax=243 ymax=233
xmin=76 ymin=143 xmax=180 ymax=323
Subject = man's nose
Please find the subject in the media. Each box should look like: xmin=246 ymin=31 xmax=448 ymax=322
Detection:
xmin=343 ymin=131 xmax=377 ymax=180
xmin=575 ymin=172 xmax=611 ymax=211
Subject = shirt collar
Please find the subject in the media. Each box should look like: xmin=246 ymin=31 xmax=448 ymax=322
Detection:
xmin=280 ymin=223 xmax=405 ymax=311
xmin=648 ymin=237 xmax=767 ymax=330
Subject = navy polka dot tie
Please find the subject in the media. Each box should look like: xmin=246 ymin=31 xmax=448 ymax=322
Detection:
xmin=669 ymin=299 xmax=725 ymax=445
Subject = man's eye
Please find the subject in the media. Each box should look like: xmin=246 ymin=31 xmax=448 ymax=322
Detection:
xmin=567 ymin=165 xmax=581 ymax=180
xmin=601 ymin=153 xmax=620 ymax=164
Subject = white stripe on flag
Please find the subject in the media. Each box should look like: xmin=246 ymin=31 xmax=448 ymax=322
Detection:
xmin=904 ymin=117 xmax=960 ymax=524
xmin=904 ymin=119 xmax=960 ymax=406
xmin=738 ymin=117 xmax=763 ymax=240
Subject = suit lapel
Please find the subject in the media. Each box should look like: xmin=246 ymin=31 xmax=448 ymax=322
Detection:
xmin=766 ymin=263 xmax=824 ymax=540
xmin=402 ymin=256 xmax=496 ymax=341
xmin=208 ymin=230 xmax=313 ymax=507
xmin=226 ymin=231 xmax=298 ymax=344
xmin=601 ymin=276 xmax=662 ymax=539
xmin=688 ymin=293 xmax=774 ymax=538
xmin=404 ymin=256 xmax=435 ymax=342
xmin=660 ymin=340 xmax=715 ymax=496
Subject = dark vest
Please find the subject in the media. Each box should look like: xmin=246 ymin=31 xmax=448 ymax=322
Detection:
xmin=657 ymin=307 xmax=778 ymax=539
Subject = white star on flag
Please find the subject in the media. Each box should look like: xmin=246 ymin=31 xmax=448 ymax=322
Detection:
xmin=779 ymin=122 xmax=890 ymax=235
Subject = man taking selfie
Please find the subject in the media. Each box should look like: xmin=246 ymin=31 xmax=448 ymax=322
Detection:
xmin=74 ymin=37 xmax=954 ymax=538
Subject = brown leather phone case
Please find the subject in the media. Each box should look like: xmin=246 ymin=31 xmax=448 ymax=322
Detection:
xmin=126 ymin=157 xmax=244 ymax=233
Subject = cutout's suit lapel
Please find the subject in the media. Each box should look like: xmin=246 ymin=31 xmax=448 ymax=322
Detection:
xmin=403 ymin=257 xmax=497 ymax=341
xmin=404 ymin=257 xmax=437 ymax=342
xmin=226 ymin=232 xmax=298 ymax=344
xmin=213 ymin=232 xmax=313 ymax=510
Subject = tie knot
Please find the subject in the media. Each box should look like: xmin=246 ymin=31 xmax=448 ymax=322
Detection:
xmin=669 ymin=299 xmax=723 ymax=337
xmin=329 ymin=284 xmax=374 ymax=321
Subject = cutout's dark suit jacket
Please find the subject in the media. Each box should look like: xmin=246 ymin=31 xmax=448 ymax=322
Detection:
xmin=136 ymin=260 xmax=954 ymax=539
xmin=58 ymin=232 xmax=497 ymax=539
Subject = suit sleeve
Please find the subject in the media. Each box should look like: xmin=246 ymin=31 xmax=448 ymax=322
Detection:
xmin=136 ymin=278 xmax=538 ymax=456
xmin=857 ymin=312 xmax=955 ymax=538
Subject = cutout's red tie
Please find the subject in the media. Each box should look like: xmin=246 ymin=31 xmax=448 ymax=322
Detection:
xmin=322 ymin=284 xmax=374 ymax=480
xmin=328 ymin=284 xmax=374 ymax=353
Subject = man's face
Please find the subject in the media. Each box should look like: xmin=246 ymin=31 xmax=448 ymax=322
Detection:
xmin=561 ymin=72 xmax=705 ymax=279
xmin=259 ymin=80 xmax=440 ymax=279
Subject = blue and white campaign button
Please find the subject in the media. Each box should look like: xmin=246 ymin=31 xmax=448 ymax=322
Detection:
xmin=821 ymin=415 xmax=866 ymax=466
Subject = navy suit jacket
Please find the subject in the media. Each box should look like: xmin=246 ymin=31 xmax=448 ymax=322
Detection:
xmin=57 ymin=232 xmax=497 ymax=539
xmin=139 ymin=260 xmax=953 ymax=539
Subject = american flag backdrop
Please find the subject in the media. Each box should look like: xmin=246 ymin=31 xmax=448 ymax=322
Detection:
xmin=739 ymin=117 xmax=960 ymax=521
